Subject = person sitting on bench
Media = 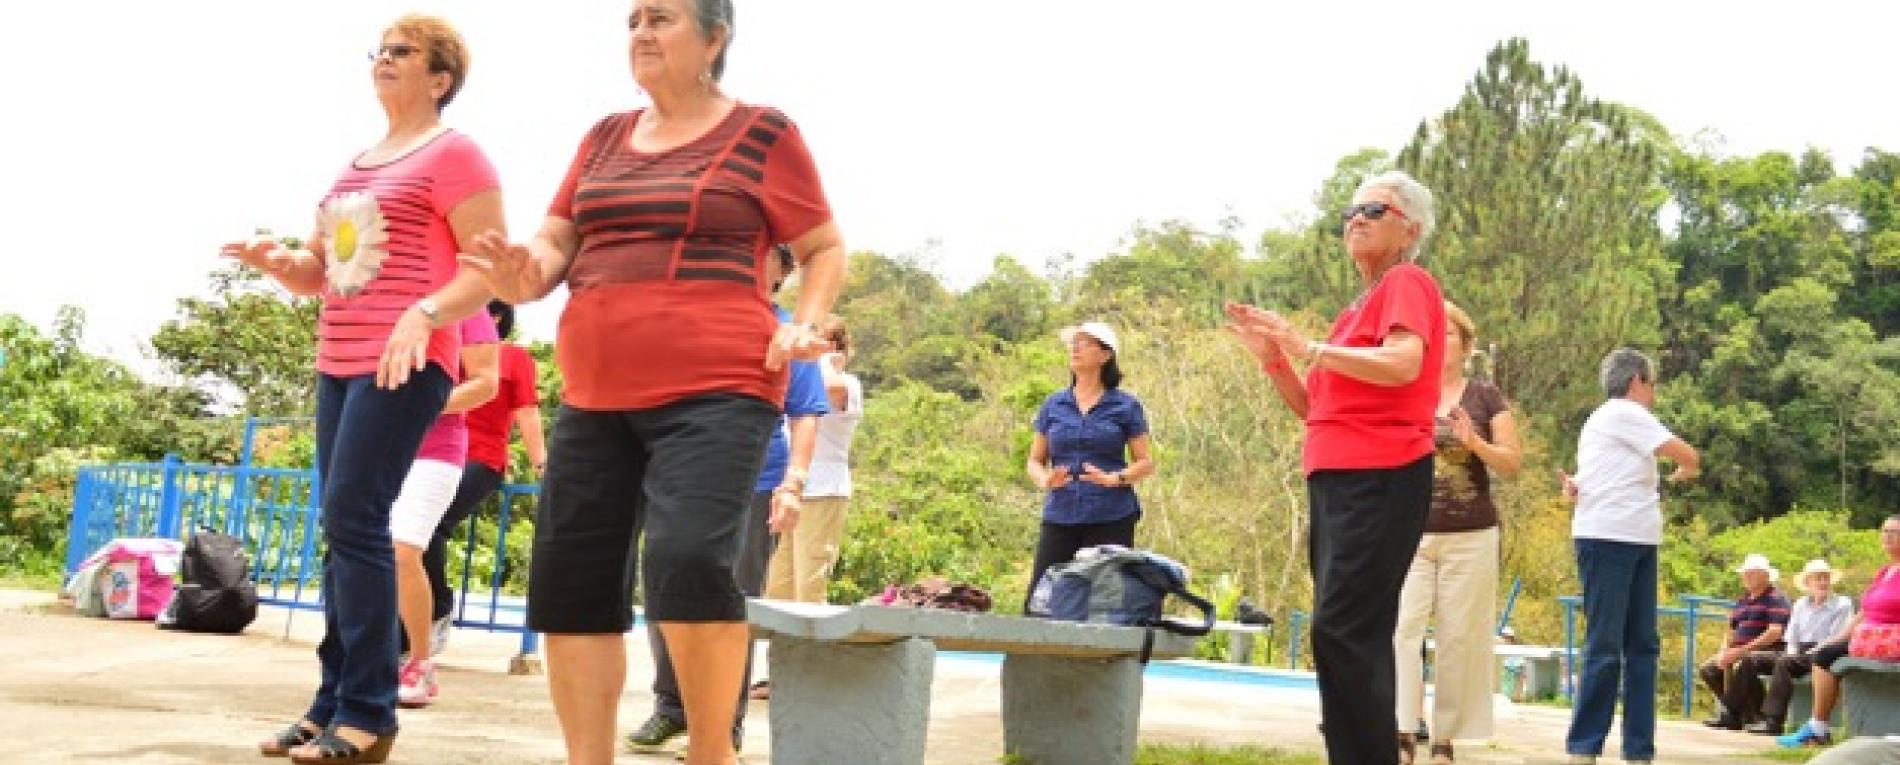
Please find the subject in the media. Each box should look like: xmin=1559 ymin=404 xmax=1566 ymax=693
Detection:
xmin=1699 ymin=553 xmax=1790 ymax=730
xmin=1753 ymin=559 xmax=1854 ymax=736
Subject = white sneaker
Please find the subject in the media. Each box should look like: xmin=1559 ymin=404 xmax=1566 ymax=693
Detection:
xmin=430 ymin=615 xmax=452 ymax=656
xmin=397 ymin=657 xmax=437 ymax=708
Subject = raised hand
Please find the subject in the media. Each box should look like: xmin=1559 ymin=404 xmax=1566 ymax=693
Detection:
xmin=456 ymin=230 xmax=541 ymax=304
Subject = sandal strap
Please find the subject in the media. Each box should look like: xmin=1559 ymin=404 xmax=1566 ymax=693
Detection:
xmin=310 ymin=731 xmax=363 ymax=758
xmin=273 ymin=723 xmax=320 ymax=747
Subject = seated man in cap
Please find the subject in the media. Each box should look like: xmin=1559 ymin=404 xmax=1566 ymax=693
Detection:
xmin=1753 ymin=559 xmax=1855 ymax=736
xmin=1700 ymin=553 xmax=1793 ymax=729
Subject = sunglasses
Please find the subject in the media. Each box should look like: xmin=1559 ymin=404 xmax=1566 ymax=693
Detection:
xmin=1340 ymin=201 xmax=1408 ymax=224
xmin=367 ymin=43 xmax=422 ymax=63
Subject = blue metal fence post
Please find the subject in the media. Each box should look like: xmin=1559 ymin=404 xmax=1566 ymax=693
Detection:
xmin=1287 ymin=608 xmax=1307 ymax=670
xmin=65 ymin=469 xmax=96 ymax=573
xmin=1560 ymin=595 xmax=1580 ymax=700
xmin=155 ymin=454 xmax=184 ymax=539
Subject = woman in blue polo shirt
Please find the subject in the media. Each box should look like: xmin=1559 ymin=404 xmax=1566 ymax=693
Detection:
xmin=1024 ymin=322 xmax=1158 ymax=612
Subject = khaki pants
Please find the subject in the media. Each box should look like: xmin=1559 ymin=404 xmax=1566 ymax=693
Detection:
xmin=765 ymin=496 xmax=850 ymax=603
xmin=1394 ymin=526 xmax=1499 ymax=741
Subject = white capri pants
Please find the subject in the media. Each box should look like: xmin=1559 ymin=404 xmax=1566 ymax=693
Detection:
xmin=388 ymin=459 xmax=464 ymax=549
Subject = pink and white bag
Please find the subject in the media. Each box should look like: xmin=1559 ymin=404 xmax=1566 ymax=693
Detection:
xmin=72 ymin=538 xmax=183 ymax=620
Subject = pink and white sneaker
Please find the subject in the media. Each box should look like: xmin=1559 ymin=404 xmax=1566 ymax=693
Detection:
xmin=397 ymin=657 xmax=437 ymax=708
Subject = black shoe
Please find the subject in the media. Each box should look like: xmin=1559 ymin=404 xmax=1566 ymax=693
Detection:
xmin=1701 ymin=716 xmax=1743 ymax=731
xmin=1745 ymin=719 xmax=1783 ymax=736
xmin=625 ymin=714 xmax=687 ymax=753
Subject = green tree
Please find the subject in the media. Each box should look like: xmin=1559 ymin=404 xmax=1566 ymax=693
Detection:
xmin=1395 ymin=38 xmax=1670 ymax=436
xmin=151 ymin=263 xmax=319 ymax=417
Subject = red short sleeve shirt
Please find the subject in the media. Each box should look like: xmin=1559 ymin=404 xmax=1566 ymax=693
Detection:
xmin=545 ymin=104 xmax=833 ymax=411
xmin=1302 ymin=263 xmax=1446 ymax=474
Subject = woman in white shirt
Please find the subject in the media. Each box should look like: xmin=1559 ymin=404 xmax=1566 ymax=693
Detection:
xmin=767 ymin=315 xmax=864 ymax=603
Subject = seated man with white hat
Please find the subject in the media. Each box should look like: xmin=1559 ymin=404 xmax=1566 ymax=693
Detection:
xmin=1699 ymin=553 xmax=1793 ymax=730
xmin=1753 ymin=559 xmax=1856 ymax=736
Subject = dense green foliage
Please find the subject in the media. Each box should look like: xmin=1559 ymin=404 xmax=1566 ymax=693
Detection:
xmin=3 ymin=39 xmax=1893 ymax=679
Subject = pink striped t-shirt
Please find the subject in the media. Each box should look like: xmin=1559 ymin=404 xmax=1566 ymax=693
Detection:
xmin=315 ymin=130 xmax=499 ymax=378
xmin=414 ymin=313 xmax=501 ymax=465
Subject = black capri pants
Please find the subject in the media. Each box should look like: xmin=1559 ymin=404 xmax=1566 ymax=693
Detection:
xmin=526 ymin=394 xmax=778 ymax=631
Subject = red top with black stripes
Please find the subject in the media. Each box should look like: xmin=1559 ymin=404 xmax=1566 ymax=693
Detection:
xmin=547 ymin=104 xmax=832 ymax=411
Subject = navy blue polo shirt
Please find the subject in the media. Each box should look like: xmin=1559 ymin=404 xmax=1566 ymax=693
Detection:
xmin=1033 ymin=387 xmax=1149 ymax=525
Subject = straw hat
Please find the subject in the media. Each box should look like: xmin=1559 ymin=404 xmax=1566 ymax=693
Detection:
xmin=1059 ymin=322 xmax=1121 ymax=355
xmin=1798 ymin=559 xmax=1837 ymax=586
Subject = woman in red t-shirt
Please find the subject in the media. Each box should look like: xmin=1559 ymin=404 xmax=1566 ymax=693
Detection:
xmin=1227 ymin=170 xmax=1446 ymax=765
xmin=224 ymin=14 xmax=505 ymax=764
xmin=457 ymin=3 xmax=845 ymax=763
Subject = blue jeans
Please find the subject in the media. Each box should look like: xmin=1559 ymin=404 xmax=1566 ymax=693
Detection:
xmin=1566 ymin=538 xmax=1660 ymax=760
xmin=304 ymin=367 xmax=451 ymax=735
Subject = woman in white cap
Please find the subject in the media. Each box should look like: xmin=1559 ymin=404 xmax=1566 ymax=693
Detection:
xmin=1024 ymin=321 xmax=1156 ymax=612
xmin=1756 ymin=559 xmax=1855 ymax=736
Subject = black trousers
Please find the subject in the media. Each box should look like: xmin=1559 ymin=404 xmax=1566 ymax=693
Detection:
xmin=1307 ymin=455 xmax=1432 ymax=765
xmin=1763 ymin=645 xmax=1819 ymax=722
xmin=424 ymin=462 xmax=505 ymax=621
xmin=1700 ymin=652 xmax=1778 ymax=722
xmin=1023 ymin=515 xmax=1139 ymax=614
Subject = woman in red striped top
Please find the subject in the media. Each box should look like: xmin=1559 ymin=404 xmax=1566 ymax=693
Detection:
xmin=458 ymin=2 xmax=845 ymax=764
xmin=223 ymin=14 xmax=504 ymax=764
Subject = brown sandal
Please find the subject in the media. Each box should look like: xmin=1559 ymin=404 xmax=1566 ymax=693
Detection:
xmin=259 ymin=721 xmax=321 ymax=757
xmin=1398 ymin=732 xmax=1417 ymax=765
xmin=1431 ymin=741 xmax=1454 ymax=764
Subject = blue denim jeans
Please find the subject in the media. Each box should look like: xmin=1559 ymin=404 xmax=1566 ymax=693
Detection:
xmin=1566 ymin=538 xmax=1660 ymax=760
xmin=304 ymin=367 xmax=451 ymax=735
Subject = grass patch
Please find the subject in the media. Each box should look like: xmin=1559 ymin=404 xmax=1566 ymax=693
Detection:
xmin=1750 ymin=747 xmax=1818 ymax=763
xmin=1002 ymin=744 xmax=1322 ymax=765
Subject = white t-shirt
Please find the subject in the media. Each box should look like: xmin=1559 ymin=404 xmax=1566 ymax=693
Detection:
xmin=804 ymin=372 xmax=864 ymax=498
xmin=1571 ymin=398 xmax=1676 ymax=546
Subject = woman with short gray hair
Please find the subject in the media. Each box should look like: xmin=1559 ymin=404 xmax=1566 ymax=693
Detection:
xmin=1559 ymin=348 xmax=1701 ymax=765
xmin=1227 ymin=169 xmax=1447 ymax=765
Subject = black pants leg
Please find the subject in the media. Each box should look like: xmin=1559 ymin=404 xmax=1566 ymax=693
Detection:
xmin=1307 ymin=455 xmax=1432 ymax=765
xmin=651 ymin=490 xmax=775 ymax=729
xmin=1022 ymin=515 xmax=1139 ymax=614
xmin=426 ymin=462 xmax=504 ymax=621
xmin=1763 ymin=653 xmax=1812 ymax=723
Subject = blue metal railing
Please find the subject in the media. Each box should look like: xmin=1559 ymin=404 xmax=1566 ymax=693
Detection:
xmin=1559 ymin=594 xmax=1734 ymax=718
xmin=66 ymin=450 xmax=541 ymax=659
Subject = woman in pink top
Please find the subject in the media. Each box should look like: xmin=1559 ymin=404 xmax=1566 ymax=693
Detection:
xmin=389 ymin=313 xmax=499 ymax=708
xmin=1779 ymin=513 xmax=1900 ymax=748
xmin=222 ymin=14 xmax=504 ymax=764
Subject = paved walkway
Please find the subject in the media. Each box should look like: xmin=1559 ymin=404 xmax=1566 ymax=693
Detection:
xmin=0 ymin=589 xmax=1787 ymax=764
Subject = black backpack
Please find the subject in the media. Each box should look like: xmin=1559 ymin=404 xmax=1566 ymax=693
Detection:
xmin=159 ymin=528 xmax=258 ymax=634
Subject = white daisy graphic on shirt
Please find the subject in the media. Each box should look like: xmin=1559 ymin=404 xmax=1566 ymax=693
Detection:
xmin=316 ymin=192 xmax=390 ymax=297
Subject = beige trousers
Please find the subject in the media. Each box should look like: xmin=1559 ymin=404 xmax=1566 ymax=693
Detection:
xmin=764 ymin=496 xmax=850 ymax=603
xmin=1394 ymin=525 xmax=1498 ymax=741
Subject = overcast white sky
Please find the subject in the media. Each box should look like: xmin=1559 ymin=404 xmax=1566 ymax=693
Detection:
xmin=3 ymin=1 xmax=1895 ymax=374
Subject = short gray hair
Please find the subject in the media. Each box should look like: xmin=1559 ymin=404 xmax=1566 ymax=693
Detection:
xmin=690 ymin=0 xmax=736 ymax=81
xmin=1599 ymin=348 xmax=1655 ymax=398
xmin=1355 ymin=170 xmax=1437 ymax=262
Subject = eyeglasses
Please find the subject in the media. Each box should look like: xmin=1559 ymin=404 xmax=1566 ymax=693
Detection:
xmin=367 ymin=43 xmax=422 ymax=63
xmin=1882 ymin=528 xmax=1900 ymax=537
xmin=1340 ymin=201 xmax=1408 ymax=224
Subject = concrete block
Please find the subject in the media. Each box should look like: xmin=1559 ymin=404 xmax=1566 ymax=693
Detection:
xmin=1837 ymin=658 xmax=1900 ymax=737
xmin=1001 ymin=653 xmax=1144 ymax=765
xmin=768 ymin=636 xmax=935 ymax=765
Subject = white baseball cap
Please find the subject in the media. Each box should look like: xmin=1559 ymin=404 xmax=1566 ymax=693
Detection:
xmin=1060 ymin=322 xmax=1121 ymax=355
